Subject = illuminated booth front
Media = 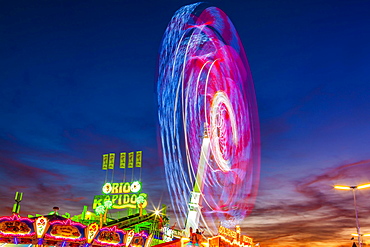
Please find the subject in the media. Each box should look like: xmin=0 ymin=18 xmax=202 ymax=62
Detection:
xmin=155 ymin=225 xmax=254 ymax=247
xmin=0 ymin=214 xmax=154 ymax=247
xmin=0 ymin=151 xmax=166 ymax=247
xmin=208 ymin=226 xmax=253 ymax=247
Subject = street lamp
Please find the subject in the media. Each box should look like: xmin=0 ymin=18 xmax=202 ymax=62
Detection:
xmin=334 ymin=183 xmax=370 ymax=247
xmin=352 ymin=234 xmax=370 ymax=237
xmin=352 ymin=233 xmax=370 ymax=246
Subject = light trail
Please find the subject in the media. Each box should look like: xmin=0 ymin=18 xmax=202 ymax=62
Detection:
xmin=157 ymin=2 xmax=260 ymax=233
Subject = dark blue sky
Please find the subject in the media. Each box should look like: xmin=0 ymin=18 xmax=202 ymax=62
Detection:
xmin=1 ymin=1 xmax=370 ymax=246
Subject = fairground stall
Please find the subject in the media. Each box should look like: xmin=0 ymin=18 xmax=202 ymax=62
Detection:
xmin=0 ymin=151 xmax=171 ymax=247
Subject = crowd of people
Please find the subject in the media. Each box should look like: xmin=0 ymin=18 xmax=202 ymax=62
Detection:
xmin=189 ymin=227 xmax=204 ymax=245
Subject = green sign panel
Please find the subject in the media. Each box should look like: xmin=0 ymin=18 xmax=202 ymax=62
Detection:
xmin=93 ymin=181 xmax=147 ymax=210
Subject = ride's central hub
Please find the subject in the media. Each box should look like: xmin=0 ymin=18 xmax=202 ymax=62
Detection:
xmin=210 ymin=91 xmax=237 ymax=172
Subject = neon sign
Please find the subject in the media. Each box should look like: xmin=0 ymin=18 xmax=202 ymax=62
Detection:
xmin=45 ymin=219 xmax=86 ymax=241
xmin=50 ymin=225 xmax=81 ymax=239
xmin=125 ymin=230 xmax=134 ymax=246
xmin=35 ymin=216 xmax=49 ymax=238
xmin=0 ymin=214 xmax=35 ymax=237
xmin=97 ymin=230 xmax=121 ymax=244
xmin=102 ymin=182 xmax=141 ymax=194
xmin=94 ymin=226 xmax=125 ymax=246
xmin=0 ymin=220 xmax=31 ymax=235
xmin=85 ymin=223 xmax=99 ymax=244
xmin=93 ymin=181 xmax=147 ymax=210
xmin=219 ymin=225 xmax=237 ymax=239
xmin=213 ymin=225 xmax=253 ymax=247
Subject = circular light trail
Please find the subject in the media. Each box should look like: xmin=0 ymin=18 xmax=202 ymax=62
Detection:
xmin=157 ymin=2 xmax=260 ymax=234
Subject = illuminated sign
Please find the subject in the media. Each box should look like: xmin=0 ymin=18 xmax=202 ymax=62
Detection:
xmin=98 ymin=230 xmax=121 ymax=244
xmin=0 ymin=220 xmax=31 ymax=235
xmin=50 ymin=225 xmax=81 ymax=239
xmin=219 ymin=225 xmax=237 ymax=239
xmin=102 ymin=182 xmax=142 ymax=194
xmin=242 ymin=235 xmax=253 ymax=244
xmin=45 ymin=219 xmax=86 ymax=241
xmin=144 ymin=234 xmax=153 ymax=247
xmin=131 ymin=236 xmax=145 ymax=247
xmin=0 ymin=215 xmax=35 ymax=237
xmin=85 ymin=223 xmax=99 ymax=244
xmin=213 ymin=225 xmax=253 ymax=247
xmin=35 ymin=216 xmax=49 ymax=238
xmin=125 ymin=230 xmax=135 ymax=246
xmin=93 ymin=181 xmax=147 ymax=209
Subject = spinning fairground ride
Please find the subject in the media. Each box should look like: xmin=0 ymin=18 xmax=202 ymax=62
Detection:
xmin=157 ymin=2 xmax=260 ymax=247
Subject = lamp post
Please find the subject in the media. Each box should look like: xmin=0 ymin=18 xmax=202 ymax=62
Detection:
xmin=334 ymin=183 xmax=370 ymax=247
xmin=352 ymin=233 xmax=370 ymax=246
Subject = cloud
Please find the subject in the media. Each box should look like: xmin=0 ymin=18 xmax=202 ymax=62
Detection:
xmin=0 ymin=127 xmax=166 ymax=219
xmin=64 ymin=197 xmax=87 ymax=202
xmin=242 ymin=160 xmax=370 ymax=246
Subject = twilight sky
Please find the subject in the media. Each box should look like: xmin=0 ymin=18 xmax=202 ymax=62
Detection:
xmin=1 ymin=1 xmax=370 ymax=247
